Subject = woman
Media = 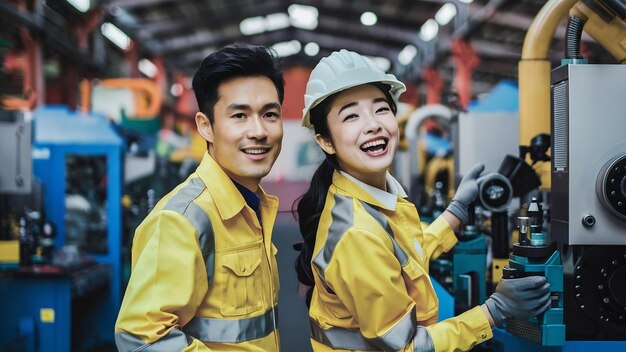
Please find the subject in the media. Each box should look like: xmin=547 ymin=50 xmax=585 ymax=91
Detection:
xmin=295 ymin=50 xmax=551 ymax=351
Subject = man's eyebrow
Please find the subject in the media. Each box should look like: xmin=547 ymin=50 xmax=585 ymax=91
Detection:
xmin=226 ymin=102 xmax=281 ymax=113
xmin=261 ymin=102 xmax=282 ymax=112
xmin=226 ymin=103 xmax=251 ymax=112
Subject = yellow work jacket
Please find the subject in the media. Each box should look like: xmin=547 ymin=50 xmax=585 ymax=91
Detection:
xmin=115 ymin=153 xmax=280 ymax=351
xmin=309 ymin=171 xmax=492 ymax=352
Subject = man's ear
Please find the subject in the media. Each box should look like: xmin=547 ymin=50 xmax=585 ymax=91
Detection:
xmin=195 ymin=112 xmax=213 ymax=143
xmin=315 ymin=134 xmax=335 ymax=155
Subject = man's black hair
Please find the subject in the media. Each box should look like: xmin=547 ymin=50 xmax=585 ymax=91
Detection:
xmin=191 ymin=43 xmax=284 ymax=124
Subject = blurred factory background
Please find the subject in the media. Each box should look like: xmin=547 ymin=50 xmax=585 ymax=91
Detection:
xmin=0 ymin=0 xmax=625 ymax=351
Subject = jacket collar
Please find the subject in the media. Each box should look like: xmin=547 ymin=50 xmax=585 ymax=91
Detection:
xmin=196 ymin=153 xmax=275 ymax=220
xmin=334 ymin=170 xmax=407 ymax=211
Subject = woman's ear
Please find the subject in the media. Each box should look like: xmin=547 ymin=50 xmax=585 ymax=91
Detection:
xmin=195 ymin=112 xmax=213 ymax=143
xmin=315 ymin=134 xmax=335 ymax=155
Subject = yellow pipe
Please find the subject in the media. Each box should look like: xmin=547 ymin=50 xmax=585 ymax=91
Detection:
xmin=519 ymin=0 xmax=579 ymax=146
xmin=570 ymin=1 xmax=626 ymax=63
xmin=518 ymin=0 xmax=579 ymax=189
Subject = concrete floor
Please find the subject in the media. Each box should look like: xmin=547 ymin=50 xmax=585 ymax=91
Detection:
xmin=273 ymin=211 xmax=313 ymax=351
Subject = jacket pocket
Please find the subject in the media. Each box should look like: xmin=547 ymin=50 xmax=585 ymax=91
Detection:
xmin=402 ymin=258 xmax=439 ymax=320
xmin=220 ymin=247 xmax=263 ymax=316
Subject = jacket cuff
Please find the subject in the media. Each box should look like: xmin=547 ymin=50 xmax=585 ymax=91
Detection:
xmin=428 ymin=216 xmax=458 ymax=253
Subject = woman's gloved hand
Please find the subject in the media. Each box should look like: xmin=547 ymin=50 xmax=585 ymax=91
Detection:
xmin=446 ymin=163 xmax=485 ymax=224
xmin=485 ymin=276 xmax=552 ymax=327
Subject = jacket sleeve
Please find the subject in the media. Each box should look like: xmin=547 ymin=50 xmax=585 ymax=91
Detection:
xmin=325 ymin=228 xmax=418 ymax=350
xmin=424 ymin=306 xmax=493 ymax=351
xmin=114 ymin=211 xmax=211 ymax=352
xmin=421 ymin=215 xmax=457 ymax=262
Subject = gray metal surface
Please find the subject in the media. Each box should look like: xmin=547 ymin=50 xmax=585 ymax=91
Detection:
xmin=551 ymin=64 xmax=626 ymax=245
xmin=0 ymin=110 xmax=32 ymax=194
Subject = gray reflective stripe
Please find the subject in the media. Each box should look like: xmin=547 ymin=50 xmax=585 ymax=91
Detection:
xmin=360 ymin=201 xmax=409 ymax=266
xmin=311 ymin=308 xmax=417 ymax=351
xmin=114 ymin=328 xmax=192 ymax=352
xmin=182 ymin=306 xmax=278 ymax=343
xmin=370 ymin=308 xmax=417 ymax=351
xmin=413 ymin=326 xmax=435 ymax=352
xmin=310 ymin=320 xmax=378 ymax=351
xmin=312 ymin=193 xmax=353 ymax=290
xmin=163 ymin=177 xmax=215 ymax=284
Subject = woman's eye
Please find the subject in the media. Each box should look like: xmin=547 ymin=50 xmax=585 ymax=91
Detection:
xmin=376 ymin=106 xmax=391 ymax=113
xmin=343 ymin=114 xmax=358 ymax=122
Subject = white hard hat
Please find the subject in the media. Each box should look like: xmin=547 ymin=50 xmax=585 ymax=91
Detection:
xmin=302 ymin=49 xmax=406 ymax=129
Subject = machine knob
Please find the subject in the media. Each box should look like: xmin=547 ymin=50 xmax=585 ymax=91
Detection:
xmin=596 ymin=154 xmax=626 ymax=221
xmin=502 ymin=266 xmax=519 ymax=279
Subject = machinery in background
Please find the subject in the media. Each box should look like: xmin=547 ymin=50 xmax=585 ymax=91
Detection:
xmin=0 ymin=105 xmax=123 ymax=351
xmin=0 ymin=109 xmax=31 ymax=269
xmin=493 ymin=0 xmax=626 ymax=348
xmin=551 ymin=63 xmax=626 ymax=341
xmin=452 ymin=203 xmax=488 ymax=314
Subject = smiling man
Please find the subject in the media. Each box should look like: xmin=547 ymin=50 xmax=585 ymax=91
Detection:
xmin=115 ymin=43 xmax=284 ymax=352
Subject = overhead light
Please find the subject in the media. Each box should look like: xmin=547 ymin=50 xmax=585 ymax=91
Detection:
xmin=66 ymin=0 xmax=90 ymax=12
xmin=240 ymin=16 xmax=265 ymax=35
xmin=288 ymin=4 xmax=318 ymax=30
xmin=368 ymin=56 xmax=391 ymax=72
xmin=240 ymin=13 xmax=290 ymax=35
xmin=265 ymin=12 xmax=290 ymax=31
xmin=419 ymin=19 xmax=439 ymax=42
xmin=138 ymin=59 xmax=157 ymax=78
xmin=304 ymin=42 xmax=320 ymax=56
xmin=272 ymin=40 xmax=302 ymax=57
xmin=458 ymin=0 xmax=473 ymax=3
xmin=398 ymin=45 xmax=417 ymax=66
xmin=101 ymin=22 xmax=131 ymax=50
xmin=170 ymin=83 xmax=183 ymax=97
xmin=360 ymin=12 xmax=377 ymax=26
xmin=435 ymin=3 xmax=457 ymax=25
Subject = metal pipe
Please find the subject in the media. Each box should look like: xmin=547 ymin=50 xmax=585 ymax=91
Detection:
xmin=518 ymin=0 xmax=579 ymax=189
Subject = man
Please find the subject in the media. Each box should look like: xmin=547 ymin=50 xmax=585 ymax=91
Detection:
xmin=115 ymin=43 xmax=284 ymax=351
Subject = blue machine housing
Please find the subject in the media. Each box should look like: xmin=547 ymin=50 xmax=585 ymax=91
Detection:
xmin=0 ymin=106 xmax=123 ymax=351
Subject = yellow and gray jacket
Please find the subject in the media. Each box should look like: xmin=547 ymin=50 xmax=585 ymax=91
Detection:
xmin=309 ymin=171 xmax=492 ymax=352
xmin=115 ymin=153 xmax=280 ymax=351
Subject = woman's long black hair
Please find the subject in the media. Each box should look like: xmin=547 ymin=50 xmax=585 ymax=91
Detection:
xmin=294 ymin=82 xmax=397 ymax=307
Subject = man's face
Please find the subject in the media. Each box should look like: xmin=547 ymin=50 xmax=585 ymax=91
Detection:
xmin=198 ymin=75 xmax=283 ymax=191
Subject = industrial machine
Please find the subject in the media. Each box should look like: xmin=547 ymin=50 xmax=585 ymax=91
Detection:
xmin=0 ymin=106 xmax=123 ymax=351
xmin=551 ymin=63 xmax=626 ymax=341
xmin=493 ymin=0 xmax=626 ymax=349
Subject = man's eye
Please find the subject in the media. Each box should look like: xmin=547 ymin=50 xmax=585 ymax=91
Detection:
xmin=232 ymin=113 xmax=246 ymax=119
xmin=376 ymin=106 xmax=391 ymax=113
xmin=264 ymin=111 xmax=280 ymax=119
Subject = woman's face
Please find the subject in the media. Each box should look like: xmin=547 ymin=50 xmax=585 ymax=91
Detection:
xmin=316 ymin=84 xmax=398 ymax=189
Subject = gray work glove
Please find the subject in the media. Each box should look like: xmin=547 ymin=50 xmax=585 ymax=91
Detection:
xmin=446 ymin=163 xmax=485 ymax=224
xmin=485 ymin=276 xmax=551 ymax=327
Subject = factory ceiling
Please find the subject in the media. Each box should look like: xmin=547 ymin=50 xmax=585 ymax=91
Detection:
xmin=2 ymin=0 xmax=619 ymax=97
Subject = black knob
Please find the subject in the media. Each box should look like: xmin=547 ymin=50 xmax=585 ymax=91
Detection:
xmin=582 ymin=215 xmax=596 ymax=227
xmin=503 ymin=266 xmax=519 ymax=279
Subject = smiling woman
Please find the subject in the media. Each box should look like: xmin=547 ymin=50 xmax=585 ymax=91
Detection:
xmin=294 ymin=49 xmax=551 ymax=352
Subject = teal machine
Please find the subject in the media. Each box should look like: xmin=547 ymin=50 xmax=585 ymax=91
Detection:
xmin=505 ymin=197 xmax=565 ymax=346
xmin=452 ymin=204 xmax=487 ymax=314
